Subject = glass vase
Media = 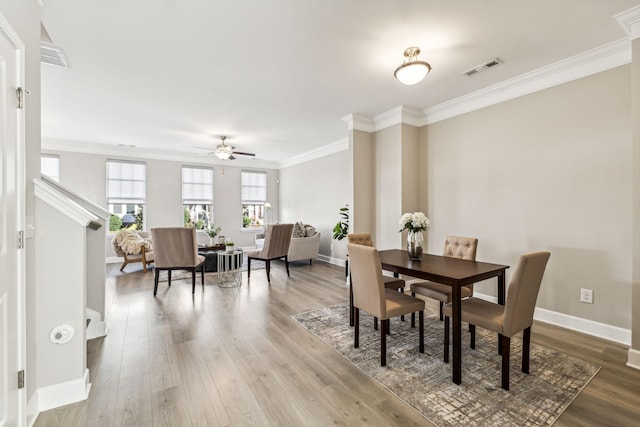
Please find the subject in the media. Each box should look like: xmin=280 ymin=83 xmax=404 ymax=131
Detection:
xmin=407 ymin=230 xmax=423 ymax=260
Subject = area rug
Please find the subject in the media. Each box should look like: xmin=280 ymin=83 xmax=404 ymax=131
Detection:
xmin=291 ymin=303 xmax=600 ymax=427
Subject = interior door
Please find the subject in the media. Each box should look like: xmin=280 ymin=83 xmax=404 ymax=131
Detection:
xmin=0 ymin=13 xmax=26 ymax=427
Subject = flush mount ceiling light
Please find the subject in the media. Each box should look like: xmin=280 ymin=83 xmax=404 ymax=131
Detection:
xmin=394 ymin=47 xmax=431 ymax=85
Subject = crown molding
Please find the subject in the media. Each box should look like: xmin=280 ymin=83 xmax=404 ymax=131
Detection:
xmin=372 ymin=105 xmax=422 ymax=130
xmin=615 ymin=5 xmax=640 ymax=40
xmin=278 ymin=138 xmax=349 ymax=169
xmin=342 ymin=113 xmax=375 ymax=133
xmin=422 ymin=38 xmax=631 ymax=125
xmin=42 ymin=138 xmax=280 ymax=170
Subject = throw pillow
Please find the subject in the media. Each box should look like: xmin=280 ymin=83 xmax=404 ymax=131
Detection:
xmin=304 ymin=225 xmax=316 ymax=237
xmin=292 ymin=222 xmax=306 ymax=238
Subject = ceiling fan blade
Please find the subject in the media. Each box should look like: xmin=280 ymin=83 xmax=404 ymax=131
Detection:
xmin=229 ymin=154 xmax=236 ymax=160
xmin=232 ymin=151 xmax=256 ymax=157
xmin=196 ymin=152 xmax=214 ymax=157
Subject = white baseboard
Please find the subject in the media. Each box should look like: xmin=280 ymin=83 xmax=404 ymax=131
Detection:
xmin=35 ymin=368 xmax=91 ymax=412
xmin=474 ymin=292 xmax=631 ymax=346
xmin=86 ymin=308 xmax=107 ymax=339
xmin=27 ymin=392 xmax=39 ymax=427
xmin=106 ymin=256 xmax=121 ymax=264
xmin=317 ymin=254 xmax=346 ymax=267
xmin=627 ymin=348 xmax=640 ymax=370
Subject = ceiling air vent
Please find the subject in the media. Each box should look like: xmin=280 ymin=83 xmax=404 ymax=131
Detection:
xmin=463 ymin=58 xmax=502 ymax=76
xmin=41 ymin=43 xmax=69 ymax=68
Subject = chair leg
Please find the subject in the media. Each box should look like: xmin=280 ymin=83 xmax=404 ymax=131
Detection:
xmin=201 ymin=264 xmax=205 ymax=289
xmin=309 ymin=259 xmax=312 ymax=265
xmin=354 ymin=308 xmax=360 ymax=348
xmin=191 ymin=268 xmax=196 ymax=294
xmin=266 ymin=260 xmax=271 ymax=282
xmin=153 ymin=269 xmax=160 ymax=296
xmin=168 ymin=270 xmax=172 ymax=287
xmin=349 ymin=276 xmax=354 ymax=327
xmin=374 ymin=317 xmax=378 ymax=330
xmin=501 ymin=334 xmax=511 ymax=390
xmin=522 ymin=327 xmax=531 ymax=374
xmin=120 ymin=261 xmax=127 ymax=272
xmin=470 ymin=324 xmax=476 ymax=349
xmin=381 ymin=319 xmax=387 ymax=366
xmin=419 ymin=310 xmax=424 ymax=353
xmin=498 ymin=333 xmax=503 ymax=355
xmin=285 ymin=256 xmax=290 ymax=277
xmin=248 ymin=258 xmax=252 ymax=278
xmin=439 ymin=301 xmax=444 ymax=321
xmin=399 ymin=287 xmax=405 ymax=322
xmin=411 ymin=292 xmax=416 ymax=328
xmin=444 ymin=316 xmax=449 ymax=363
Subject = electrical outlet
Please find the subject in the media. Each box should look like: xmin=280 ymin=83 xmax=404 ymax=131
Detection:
xmin=580 ymin=288 xmax=593 ymax=304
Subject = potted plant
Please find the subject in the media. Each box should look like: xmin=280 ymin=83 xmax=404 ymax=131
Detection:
xmin=332 ymin=204 xmax=349 ymax=240
xmin=225 ymin=240 xmax=235 ymax=253
xmin=206 ymin=224 xmax=222 ymax=246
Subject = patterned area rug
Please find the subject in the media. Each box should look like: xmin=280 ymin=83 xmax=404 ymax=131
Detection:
xmin=291 ymin=303 xmax=600 ymax=427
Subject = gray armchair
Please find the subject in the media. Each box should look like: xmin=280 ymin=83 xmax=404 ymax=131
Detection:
xmin=246 ymin=224 xmax=294 ymax=282
xmin=151 ymin=227 xmax=205 ymax=296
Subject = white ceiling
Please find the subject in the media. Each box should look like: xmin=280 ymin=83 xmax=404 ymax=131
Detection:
xmin=40 ymin=0 xmax=640 ymax=168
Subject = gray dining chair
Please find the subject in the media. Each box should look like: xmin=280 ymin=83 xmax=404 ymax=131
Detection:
xmin=410 ymin=236 xmax=478 ymax=326
xmin=443 ymin=251 xmax=550 ymax=390
xmin=246 ymin=223 xmax=294 ymax=282
xmin=348 ymin=243 xmax=425 ymax=366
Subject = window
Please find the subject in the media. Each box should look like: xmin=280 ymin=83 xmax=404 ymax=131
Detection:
xmin=41 ymin=154 xmax=60 ymax=182
xmin=182 ymin=166 xmax=214 ymax=229
xmin=106 ymin=160 xmax=146 ymax=232
xmin=241 ymin=170 xmax=267 ymax=228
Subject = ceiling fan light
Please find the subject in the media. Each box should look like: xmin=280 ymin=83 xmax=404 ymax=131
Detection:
xmin=394 ymin=47 xmax=431 ymax=85
xmin=215 ymin=151 xmax=231 ymax=160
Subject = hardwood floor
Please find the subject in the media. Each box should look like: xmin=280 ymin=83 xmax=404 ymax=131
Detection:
xmin=35 ymin=261 xmax=640 ymax=426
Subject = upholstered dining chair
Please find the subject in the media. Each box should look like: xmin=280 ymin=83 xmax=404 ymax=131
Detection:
xmin=348 ymin=243 xmax=425 ymax=366
xmin=247 ymin=223 xmax=294 ymax=282
xmin=443 ymin=251 xmax=550 ymax=390
xmin=347 ymin=233 xmax=406 ymax=328
xmin=151 ymin=227 xmax=205 ymax=296
xmin=410 ymin=236 xmax=478 ymax=326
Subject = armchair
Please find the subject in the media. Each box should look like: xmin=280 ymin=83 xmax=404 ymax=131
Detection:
xmin=151 ymin=227 xmax=205 ymax=296
xmin=112 ymin=230 xmax=154 ymax=272
xmin=247 ymin=224 xmax=294 ymax=282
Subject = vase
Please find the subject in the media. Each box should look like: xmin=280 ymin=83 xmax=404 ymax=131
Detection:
xmin=209 ymin=237 xmax=216 ymax=246
xmin=407 ymin=230 xmax=423 ymax=260
xmin=226 ymin=245 xmax=235 ymax=253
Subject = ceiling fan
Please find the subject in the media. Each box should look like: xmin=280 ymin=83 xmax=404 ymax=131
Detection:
xmin=195 ymin=136 xmax=256 ymax=160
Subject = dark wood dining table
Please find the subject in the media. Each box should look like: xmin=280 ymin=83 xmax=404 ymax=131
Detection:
xmin=378 ymin=249 xmax=509 ymax=385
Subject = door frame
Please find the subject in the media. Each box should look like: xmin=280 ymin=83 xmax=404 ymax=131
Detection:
xmin=0 ymin=10 xmax=27 ymax=427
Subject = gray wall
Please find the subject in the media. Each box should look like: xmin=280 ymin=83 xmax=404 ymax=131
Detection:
xmin=279 ymin=150 xmax=350 ymax=261
xmin=47 ymin=151 xmax=279 ymax=251
xmin=421 ymin=65 xmax=632 ymax=329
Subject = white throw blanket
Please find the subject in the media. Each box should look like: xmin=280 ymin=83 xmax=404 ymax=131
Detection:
xmin=114 ymin=230 xmax=152 ymax=255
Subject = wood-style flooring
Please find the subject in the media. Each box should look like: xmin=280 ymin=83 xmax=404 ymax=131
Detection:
xmin=35 ymin=261 xmax=640 ymax=426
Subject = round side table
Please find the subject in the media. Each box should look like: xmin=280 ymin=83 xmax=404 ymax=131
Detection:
xmin=216 ymin=249 xmax=243 ymax=288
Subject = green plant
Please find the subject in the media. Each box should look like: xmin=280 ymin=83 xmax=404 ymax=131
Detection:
xmin=109 ymin=214 xmax=123 ymax=231
xmin=225 ymin=241 xmax=234 ymax=246
xmin=195 ymin=219 xmax=205 ymax=229
xmin=242 ymin=215 xmax=251 ymax=228
xmin=332 ymin=204 xmax=349 ymax=240
xmin=206 ymin=224 xmax=221 ymax=238
xmin=184 ymin=208 xmax=191 ymax=227
xmin=135 ymin=206 xmax=144 ymax=230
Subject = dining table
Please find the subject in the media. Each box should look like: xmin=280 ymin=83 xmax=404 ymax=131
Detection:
xmin=377 ymin=249 xmax=509 ymax=385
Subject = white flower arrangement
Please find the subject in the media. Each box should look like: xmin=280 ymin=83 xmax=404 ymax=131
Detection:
xmin=399 ymin=212 xmax=430 ymax=233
